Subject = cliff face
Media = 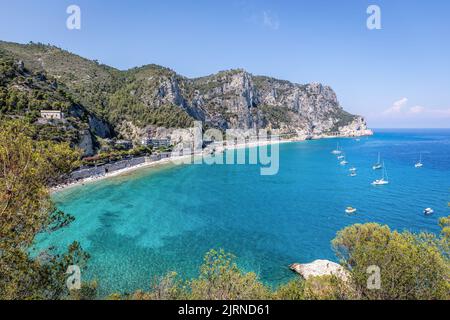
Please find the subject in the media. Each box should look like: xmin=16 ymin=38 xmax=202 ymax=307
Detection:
xmin=121 ymin=69 xmax=371 ymax=140
xmin=0 ymin=41 xmax=371 ymax=150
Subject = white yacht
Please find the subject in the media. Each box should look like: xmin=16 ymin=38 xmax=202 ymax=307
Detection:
xmin=415 ymin=152 xmax=423 ymax=168
xmin=372 ymin=162 xmax=389 ymax=185
xmin=340 ymin=154 xmax=348 ymax=165
xmin=372 ymin=152 xmax=382 ymax=170
xmin=331 ymin=143 xmax=342 ymax=155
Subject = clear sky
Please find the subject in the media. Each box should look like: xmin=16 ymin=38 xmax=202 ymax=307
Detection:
xmin=1 ymin=0 xmax=449 ymax=128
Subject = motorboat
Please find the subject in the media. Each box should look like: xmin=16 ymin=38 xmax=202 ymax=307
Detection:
xmin=345 ymin=207 xmax=357 ymax=214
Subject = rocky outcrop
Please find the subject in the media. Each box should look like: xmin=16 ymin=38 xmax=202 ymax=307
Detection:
xmin=337 ymin=116 xmax=373 ymax=137
xmin=68 ymin=104 xmax=113 ymax=139
xmin=88 ymin=115 xmax=112 ymax=138
xmin=77 ymin=130 xmax=95 ymax=156
xmin=290 ymin=260 xmax=350 ymax=282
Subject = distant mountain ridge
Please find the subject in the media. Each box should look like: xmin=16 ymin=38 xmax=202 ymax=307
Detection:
xmin=0 ymin=40 xmax=371 ymax=154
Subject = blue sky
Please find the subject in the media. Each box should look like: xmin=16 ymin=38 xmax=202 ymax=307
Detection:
xmin=0 ymin=0 xmax=449 ymax=128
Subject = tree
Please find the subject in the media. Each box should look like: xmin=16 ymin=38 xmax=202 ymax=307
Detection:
xmin=132 ymin=249 xmax=272 ymax=300
xmin=272 ymin=278 xmax=305 ymax=300
xmin=0 ymin=119 xmax=93 ymax=299
xmin=332 ymin=222 xmax=450 ymax=300
xmin=126 ymin=272 xmax=188 ymax=300
xmin=189 ymin=249 xmax=270 ymax=300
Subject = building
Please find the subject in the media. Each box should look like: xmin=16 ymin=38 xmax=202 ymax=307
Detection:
xmin=40 ymin=110 xmax=64 ymax=120
xmin=115 ymin=140 xmax=133 ymax=150
xmin=141 ymin=137 xmax=171 ymax=148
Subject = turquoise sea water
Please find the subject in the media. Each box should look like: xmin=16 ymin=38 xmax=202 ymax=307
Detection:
xmin=35 ymin=129 xmax=450 ymax=295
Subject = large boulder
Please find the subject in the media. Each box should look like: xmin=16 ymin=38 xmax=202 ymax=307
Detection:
xmin=289 ymin=260 xmax=350 ymax=282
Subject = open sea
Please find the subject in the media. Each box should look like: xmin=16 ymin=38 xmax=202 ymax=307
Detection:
xmin=34 ymin=129 xmax=450 ymax=296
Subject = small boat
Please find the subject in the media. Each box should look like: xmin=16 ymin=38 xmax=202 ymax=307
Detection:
xmin=349 ymin=167 xmax=357 ymax=172
xmin=372 ymin=152 xmax=382 ymax=170
xmin=331 ymin=143 xmax=342 ymax=155
xmin=415 ymin=152 xmax=423 ymax=168
xmin=337 ymin=155 xmax=345 ymax=160
xmin=345 ymin=207 xmax=357 ymax=214
xmin=339 ymin=153 xmax=348 ymax=165
xmin=372 ymin=162 xmax=389 ymax=185
xmin=350 ymin=171 xmax=357 ymax=177
xmin=423 ymin=208 xmax=434 ymax=215
xmin=372 ymin=178 xmax=388 ymax=185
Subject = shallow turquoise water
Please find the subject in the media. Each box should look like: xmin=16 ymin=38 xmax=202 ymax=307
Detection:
xmin=34 ymin=129 xmax=450 ymax=295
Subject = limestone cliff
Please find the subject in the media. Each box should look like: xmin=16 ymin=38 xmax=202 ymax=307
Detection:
xmin=116 ymin=68 xmax=372 ymax=140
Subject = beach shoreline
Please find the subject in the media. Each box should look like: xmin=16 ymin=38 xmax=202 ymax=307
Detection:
xmin=50 ymin=132 xmax=372 ymax=194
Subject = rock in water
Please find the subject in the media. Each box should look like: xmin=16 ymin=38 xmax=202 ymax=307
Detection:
xmin=290 ymin=259 xmax=350 ymax=282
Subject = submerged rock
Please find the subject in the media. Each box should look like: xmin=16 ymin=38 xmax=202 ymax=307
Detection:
xmin=290 ymin=259 xmax=350 ymax=282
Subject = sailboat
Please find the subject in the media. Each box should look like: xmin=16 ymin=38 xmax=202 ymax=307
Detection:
xmin=349 ymin=167 xmax=357 ymax=176
xmin=340 ymin=154 xmax=348 ymax=165
xmin=372 ymin=162 xmax=389 ymax=185
xmin=415 ymin=152 xmax=423 ymax=168
xmin=372 ymin=152 xmax=382 ymax=170
xmin=331 ymin=142 xmax=342 ymax=155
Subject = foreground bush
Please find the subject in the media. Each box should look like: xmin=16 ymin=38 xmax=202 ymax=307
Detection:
xmin=333 ymin=223 xmax=450 ymax=300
